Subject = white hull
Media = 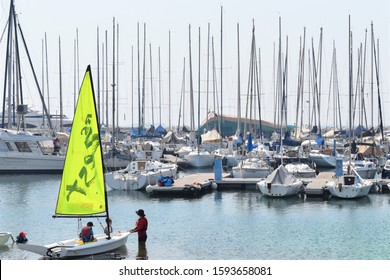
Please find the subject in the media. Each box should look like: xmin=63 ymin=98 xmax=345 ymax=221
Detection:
xmin=285 ymin=163 xmax=316 ymax=178
xmin=185 ymin=153 xmax=214 ymax=168
xmin=18 ymin=231 xmax=130 ymax=258
xmin=309 ymin=151 xmax=341 ymax=168
xmin=325 ymin=175 xmax=372 ymax=199
xmin=0 ymin=129 xmax=65 ymax=173
xmin=232 ymin=167 xmax=271 ymax=179
xmin=0 ymin=155 xmax=64 ymax=172
xmin=105 ymin=163 xmax=178 ymax=190
xmin=0 ymin=232 xmax=12 ymax=245
xmin=257 ymin=180 xmax=303 ymax=197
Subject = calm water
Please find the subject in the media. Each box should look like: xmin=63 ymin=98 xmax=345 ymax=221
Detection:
xmin=1 ymin=169 xmax=390 ymax=260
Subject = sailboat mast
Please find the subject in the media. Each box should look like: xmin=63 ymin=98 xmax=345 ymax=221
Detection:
xmin=188 ymin=25 xmax=195 ymax=132
xmin=237 ymin=23 xmax=241 ymax=134
xmin=348 ymin=15 xmax=352 ymax=167
xmin=198 ymin=27 xmax=201 ymax=145
xmin=220 ymin=6 xmax=223 ymax=136
xmin=59 ymin=36 xmax=63 ymax=132
xmin=112 ymin=18 xmax=116 ymax=143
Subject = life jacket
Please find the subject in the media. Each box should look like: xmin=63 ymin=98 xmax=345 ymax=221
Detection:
xmin=80 ymin=226 xmax=91 ymax=239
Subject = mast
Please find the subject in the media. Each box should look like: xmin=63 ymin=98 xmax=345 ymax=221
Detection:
xmin=97 ymin=27 xmax=100 ymax=123
xmin=237 ymin=23 xmax=241 ymax=134
xmin=348 ymin=15 xmax=352 ymax=168
xmin=220 ymin=6 xmax=223 ymax=136
xmin=59 ymin=36 xmax=63 ymax=132
xmin=178 ymin=58 xmax=185 ymax=130
xmin=45 ymin=32 xmax=50 ymax=124
xmin=198 ymin=27 xmax=201 ymax=147
xmin=141 ymin=23 xmax=146 ymax=132
xmin=188 ymin=25 xmax=195 ymax=132
xmin=149 ymin=43 xmax=154 ymax=126
xmin=169 ymin=30 xmax=171 ymax=129
xmin=206 ymin=23 xmax=210 ymax=124
xmin=131 ymin=45 xmax=134 ymax=128
xmin=158 ymin=46 xmax=161 ymax=125
xmin=112 ymin=17 xmax=116 ymax=144
xmin=137 ymin=23 xmax=141 ymax=132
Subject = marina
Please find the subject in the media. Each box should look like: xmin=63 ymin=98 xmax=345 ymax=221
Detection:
xmin=0 ymin=1 xmax=389 ymax=271
xmin=2 ymin=170 xmax=390 ymax=260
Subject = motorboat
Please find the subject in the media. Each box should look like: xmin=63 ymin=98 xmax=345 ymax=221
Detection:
xmin=232 ymin=157 xmax=273 ymax=179
xmin=0 ymin=129 xmax=65 ymax=173
xmin=105 ymin=160 xmax=178 ymax=190
xmin=285 ymin=162 xmax=316 ymax=178
xmin=185 ymin=148 xmax=215 ymax=168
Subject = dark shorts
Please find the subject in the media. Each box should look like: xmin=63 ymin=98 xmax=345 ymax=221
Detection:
xmin=138 ymin=235 xmax=147 ymax=242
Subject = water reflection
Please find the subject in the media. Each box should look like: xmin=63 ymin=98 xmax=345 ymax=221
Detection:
xmin=257 ymin=194 xmax=304 ymax=210
xmin=326 ymin=195 xmax=372 ymax=209
xmin=136 ymin=241 xmax=148 ymax=260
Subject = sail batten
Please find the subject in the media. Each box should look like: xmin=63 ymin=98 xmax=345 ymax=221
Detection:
xmin=55 ymin=66 xmax=107 ymax=216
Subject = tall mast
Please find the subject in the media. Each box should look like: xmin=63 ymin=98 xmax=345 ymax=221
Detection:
xmin=198 ymin=27 xmax=201 ymax=144
xmin=206 ymin=23 xmax=210 ymax=124
xmin=45 ymin=32 xmax=50 ymax=123
xmin=220 ymin=5 xmax=223 ymax=136
xmin=97 ymin=27 xmax=100 ymax=123
xmin=59 ymin=36 xmax=63 ymax=132
xmin=141 ymin=23 xmax=146 ymax=131
xmin=112 ymin=17 xmax=116 ymax=144
xmin=169 ymin=30 xmax=171 ymax=129
xmin=158 ymin=46 xmax=161 ymax=125
xmin=131 ymin=45 xmax=134 ymax=128
xmin=237 ymin=23 xmax=241 ymax=134
xmin=137 ymin=23 xmax=141 ymax=132
xmin=149 ymin=43 xmax=154 ymax=126
xmin=188 ymin=25 xmax=195 ymax=132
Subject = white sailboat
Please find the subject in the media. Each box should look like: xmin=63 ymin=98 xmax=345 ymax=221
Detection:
xmin=18 ymin=66 xmax=130 ymax=258
xmin=257 ymin=164 xmax=303 ymax=197
xmin=324 ymin=17 xmax=372 ymax=199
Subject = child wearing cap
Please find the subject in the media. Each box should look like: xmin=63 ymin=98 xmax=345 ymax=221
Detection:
xmin=79 ymin=221 xmax=96 ymax=243
xmin=16 ymin=232 xmax=28 ymax=243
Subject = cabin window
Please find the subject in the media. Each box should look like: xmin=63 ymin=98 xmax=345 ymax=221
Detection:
xmin=5 ymin=142 xmax=13 ymax=151
xmin=344 ymin=176 xmax=355 ymax=186
xmin=15 ymin=142 xmax=32 ymax=152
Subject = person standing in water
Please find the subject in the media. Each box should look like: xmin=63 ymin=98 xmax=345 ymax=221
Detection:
xmin=129 ymin=209 xmax=148 ymax=243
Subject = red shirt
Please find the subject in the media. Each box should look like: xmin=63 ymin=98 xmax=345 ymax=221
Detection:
xmin=134 ymin=216 xmax=148 ymax=238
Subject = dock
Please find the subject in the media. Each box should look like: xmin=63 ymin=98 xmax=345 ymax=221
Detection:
xmin=146 ymin=172 xmax=216 ymax=197
xmin=304 ymin=172 xmax=334 ymax=196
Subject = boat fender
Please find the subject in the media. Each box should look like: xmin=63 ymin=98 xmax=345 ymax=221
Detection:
xmin=338 ymin=182 xmax=342 ymax=192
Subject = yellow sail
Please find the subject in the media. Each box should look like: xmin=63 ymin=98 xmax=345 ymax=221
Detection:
xmin=55 ymin=66 xmax=106 ymax=216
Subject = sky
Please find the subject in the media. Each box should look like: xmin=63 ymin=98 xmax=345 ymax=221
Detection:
xmin=0 ymin=0 xmax=388 ymax=131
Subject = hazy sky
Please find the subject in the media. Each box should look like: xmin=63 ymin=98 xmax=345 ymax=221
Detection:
xmin=0 ymin=0 xmax=388 ymax=130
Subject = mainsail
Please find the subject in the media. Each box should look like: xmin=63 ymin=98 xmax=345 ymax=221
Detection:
xmin=55 ymin=66 xmax=106 ymax=217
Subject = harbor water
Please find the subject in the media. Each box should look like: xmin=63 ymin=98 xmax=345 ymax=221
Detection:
xmin=1 ymin=169 xmax=390 ymax=260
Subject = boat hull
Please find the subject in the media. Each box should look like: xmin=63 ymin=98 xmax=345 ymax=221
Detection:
xmin=0 ymin=232 xmax=12 ymax=245
xmin=325 ymin=180 xmax=372 ymax=199
xmin=186 ymin=154 xmax=214 ymax=168
xmin=18 ymin=231 xmax=130 ymax=258
xmin=0 ymin=155 xmax=64 ymax=173
xmin=105 ymin=166 xmax=178 ymax=191
xmin=257 ymin=180 xmax=303 ymax=197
